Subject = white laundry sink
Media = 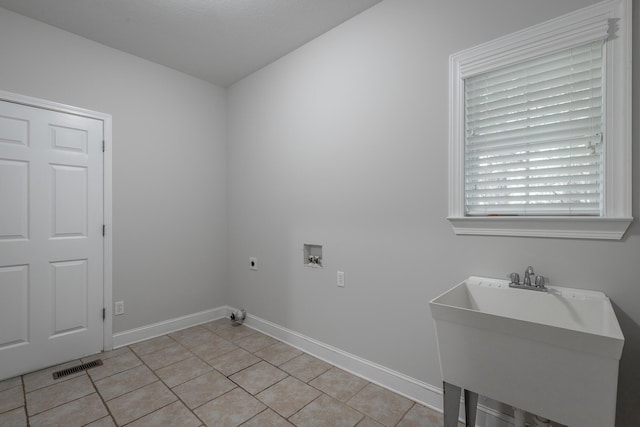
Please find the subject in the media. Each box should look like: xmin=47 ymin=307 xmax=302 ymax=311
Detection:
xmin=430 ymin=276 xmax=624 ymax=427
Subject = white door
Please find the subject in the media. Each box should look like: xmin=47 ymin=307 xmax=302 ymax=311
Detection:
xmin=0 ymin=100 xmax=104 ymax=380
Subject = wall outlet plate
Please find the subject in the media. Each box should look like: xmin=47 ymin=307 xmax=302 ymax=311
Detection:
xmin=114 ymin=301 xmax=124 ymax=315
xmin=337 ymin=271 xmax=345 ymax=287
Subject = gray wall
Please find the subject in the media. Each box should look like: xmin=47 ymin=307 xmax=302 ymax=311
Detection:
xmin=0 ymin=8 xmax=229 ymax=333
xmin=227 ymin=0 xmax=639 ymax=425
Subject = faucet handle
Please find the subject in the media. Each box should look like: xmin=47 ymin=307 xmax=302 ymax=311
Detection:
xmin=534 ymin=275 xmax=546 ymax=288
xmin=509 ymin=272 xmax=520 ymax=285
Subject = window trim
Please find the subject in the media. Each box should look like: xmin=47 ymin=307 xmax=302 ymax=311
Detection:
xmin=447 ymin=0 xmax=632 ymax=240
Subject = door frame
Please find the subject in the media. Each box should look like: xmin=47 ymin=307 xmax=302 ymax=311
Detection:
xmin=0 ymin=90 xmax=113 ymax=351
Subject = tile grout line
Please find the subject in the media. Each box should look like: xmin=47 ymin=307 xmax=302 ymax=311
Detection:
xmin=88 ymin=345 xmax=142 ymax=427
xmin=235 ymin=406 xmax=271 ymax=426
xmin=108 ymin=345 xmax=181 ymax=426
xmin=271 ymin=359 xmax=340 ymax=424
xmin=280 ymin=355 xmax=332 ymax=385
xmin=23 ymin=363 xmax=84 ymax=394
xmin=285 ymin=375 xmax=371 ymax=426
xmin=136 ymin=341 xmax=210 ymax=427
xmin=190 ymin=385 xmax=240 ymax=413
xmin=24 ymin=373 xmax=96 ymax=418
xmin=20 ymin=374 xmax=30 ymax=427
xmin=392 ymin=401 xmax=416 ymax=427
xmin=286 ymin=392 xmax=334 ymax=424
xmin=138 ymin=344 xmax=196 ymax=373
xmin=393 ymin=402 xmax=419 ymax=427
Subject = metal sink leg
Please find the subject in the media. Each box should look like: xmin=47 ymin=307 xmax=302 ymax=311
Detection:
xmin=464 ymin=389 xmax=478 ymax=426
xmin=443 ymin=382 xmax=461 ymax=427
xmin=443 ymin=382 xmax=478 ymax=427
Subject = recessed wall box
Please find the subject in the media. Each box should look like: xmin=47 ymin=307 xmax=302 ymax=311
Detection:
xmin=303 ymin=244 xmax=323 ymax=268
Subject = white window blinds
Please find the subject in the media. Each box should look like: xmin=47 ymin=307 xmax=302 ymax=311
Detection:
xmin=464 ymin=40 xmax=605 ymax=216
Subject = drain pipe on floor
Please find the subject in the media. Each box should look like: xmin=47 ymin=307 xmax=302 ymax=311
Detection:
xmin=230 ymin=308 xmax=247 ymax=325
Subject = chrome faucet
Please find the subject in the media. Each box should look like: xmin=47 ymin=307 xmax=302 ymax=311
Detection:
xmin=509 ymin=266 xmax=547 ymax=292
xmin=523 ymin=266 xmax=535 ymax=286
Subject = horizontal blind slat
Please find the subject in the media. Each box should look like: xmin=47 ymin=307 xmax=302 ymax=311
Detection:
xmin=467 ymin=105 xmax=602 ymax=137
xmin=466 ymin=118 xmax=602 ymax=145
xmin=467 ymin=162 xmax=601 ymax=178
xmin=466 ymin=164 xmax=601 ymax=182
xmin=466 ymin=184 xmax=601 ymax=198
xmin=468 ymin=176 xmax=600 ymax=189
xmin=466 ymin=144 xmax=601 ymax=166
xmin=465 ymin=56 xmax=602 ymax=97
xmin=466 ymin=207 xmax=600 ymax=216
xmin=466 ymin=42 xmax=602 ymax=85
xmin=465 ymin=80 xmax=602 ymax=116
xmin=467 ymin=97 xmax=602 ymax=131
xmin=466 ymin=71 xmax=602 ymax=107
xmin=465 ymin=135 xmax=597 ymax=154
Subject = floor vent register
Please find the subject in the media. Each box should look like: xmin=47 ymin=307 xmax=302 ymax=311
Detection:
xmin=52 ymin=359 xmax=103 ymax=380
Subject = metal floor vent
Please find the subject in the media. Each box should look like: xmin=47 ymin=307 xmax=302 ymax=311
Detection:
xmin=52 ymin=359 xmax=103 ymax=380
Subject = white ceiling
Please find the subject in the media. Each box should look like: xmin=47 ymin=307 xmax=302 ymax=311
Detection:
xmin=0 ymin=0 xmax=383 ymax=87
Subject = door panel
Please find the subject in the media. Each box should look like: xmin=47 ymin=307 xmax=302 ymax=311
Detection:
xmin=49 ymin=124 xmax=88 ymax=153
xmin=0 ymin=100 xmax=103 ymax=380
xmin=0 ymin=159 xmax=29 ymax=239
xmin=50 ymin=165 xmax=88 ymax=238
xmin=51 ymin=259 xmax=88 ymax=335
xmin=0 ymin=265 xmax=29 ymax=348
xmin=0 ymin=115 xmax=28 ymax=146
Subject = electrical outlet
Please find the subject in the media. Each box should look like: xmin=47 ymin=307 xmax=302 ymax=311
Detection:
xmin=337 ymin=271 xmax=345 ymax=287
xmin=249 ymin=257 xmax=258 ymax=271
xmin=114 ymin=301 xmax=124 ymax=315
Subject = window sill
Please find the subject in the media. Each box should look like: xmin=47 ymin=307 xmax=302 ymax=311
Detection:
xmin=447 ymin=216 xmax=633 ymax=240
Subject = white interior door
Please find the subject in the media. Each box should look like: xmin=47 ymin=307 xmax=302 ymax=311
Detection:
xmin=0 ymin=99 xmax=104 ymax=380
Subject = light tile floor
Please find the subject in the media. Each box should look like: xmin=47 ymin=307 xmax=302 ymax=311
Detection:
xmin=0 ymin=319 xmax=461 ymax=427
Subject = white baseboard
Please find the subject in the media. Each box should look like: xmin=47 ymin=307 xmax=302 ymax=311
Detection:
xmin=241 ymin=311 xmax=514 ymax=427
xmin=112 ymin=306 xmax=513 ymax=427
xmin=112 ymin=306 xmax=230 ymax=348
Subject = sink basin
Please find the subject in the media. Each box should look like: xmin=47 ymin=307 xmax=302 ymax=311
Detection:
xmin=430 ymin=276 xmax=624 ymax=427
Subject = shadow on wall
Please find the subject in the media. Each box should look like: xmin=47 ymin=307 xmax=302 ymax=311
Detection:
xmin=618 ymin=5 xmax=640 ymax=422
xmin=612 ymin=303 xmax=640 ymax=426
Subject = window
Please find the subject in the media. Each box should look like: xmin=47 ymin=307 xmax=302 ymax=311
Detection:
xmin=448 ymin=0 xmax=632 ymax=239
xmin=465 ymin=40 xmax=604 ymax=217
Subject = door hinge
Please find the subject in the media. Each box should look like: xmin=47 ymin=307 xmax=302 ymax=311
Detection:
xmin=102 ymin=308 xmax=106 ymax=321
xmin=102 ymin=224 xmax=105 ymax=236
xmin=102 ymin=140 xmax=105 ymax=152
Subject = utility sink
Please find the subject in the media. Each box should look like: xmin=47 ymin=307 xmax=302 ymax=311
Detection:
xmin=430 ymin=276 xmax=624 ymax=427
